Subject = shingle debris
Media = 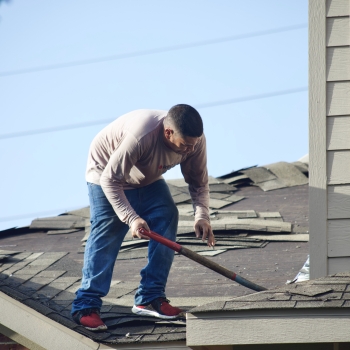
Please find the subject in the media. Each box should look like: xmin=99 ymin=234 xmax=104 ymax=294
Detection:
xmin=0 ymin=159 xmax=309 ymax=256
xmin=219 ymin=160 xmax=308 ymax=192
xmin=190 ymin=272 xmax=350 ymax=314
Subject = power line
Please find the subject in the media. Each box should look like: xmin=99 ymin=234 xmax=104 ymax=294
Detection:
xmin=0 ymin=23 xmax=307 ymax=78
xmin=195 ymin=86 xmax=308 ymax=109
xmin=0 ymin=119 xmax=116 ymax=139
xmin=0 ymin=86 xmax=308 ymax=140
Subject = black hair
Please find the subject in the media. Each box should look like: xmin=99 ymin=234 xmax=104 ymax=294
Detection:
xmin=166 ymin=104 xmax=203 ymax=137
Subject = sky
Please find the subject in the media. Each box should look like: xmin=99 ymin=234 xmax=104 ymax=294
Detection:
xmin=0 ymin=0 xmax=308 ymax=231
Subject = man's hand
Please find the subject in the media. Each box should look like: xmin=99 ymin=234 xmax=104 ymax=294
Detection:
xmin=130 ymin=217 xmax=151 ymax=240
xmin=194 ymin=219 xmax=215 ymax=247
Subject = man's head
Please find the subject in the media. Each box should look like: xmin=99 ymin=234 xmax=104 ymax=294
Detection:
xmin=163 ymin=104 xmax=203 ymax=155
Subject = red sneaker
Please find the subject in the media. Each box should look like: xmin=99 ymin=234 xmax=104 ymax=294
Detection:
xmin=132 ymin=297 xmax=184 ymax=319
xmin=72 ymin=308 xmax=107 ymax=331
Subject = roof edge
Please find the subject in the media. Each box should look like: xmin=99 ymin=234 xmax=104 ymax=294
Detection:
xmin=0 ymin=291 xmax=104 ymax=350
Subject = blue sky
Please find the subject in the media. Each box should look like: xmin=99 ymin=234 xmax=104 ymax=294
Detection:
xmin=0 ymin=0 xmax=308 ymax=230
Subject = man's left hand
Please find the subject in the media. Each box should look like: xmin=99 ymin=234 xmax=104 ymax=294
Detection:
xmin=194 ymin=219 xmax=215 ymax=247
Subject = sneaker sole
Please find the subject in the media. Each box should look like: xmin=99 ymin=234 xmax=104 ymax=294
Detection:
xmin=84 ymin=324 xmax=108 ymax=331
xmin=132 ymin=305 xmax=179 ymax=319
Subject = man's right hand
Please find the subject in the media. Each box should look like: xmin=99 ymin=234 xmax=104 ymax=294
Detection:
xmin=130 ymin=217 xmax=151 ymax=240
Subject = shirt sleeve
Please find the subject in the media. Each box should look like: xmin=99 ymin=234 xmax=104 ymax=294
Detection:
xmin=180 ymin=134 xmax=210 ymax=223
xmin=99 ymin=132 xmax=142 ymax=226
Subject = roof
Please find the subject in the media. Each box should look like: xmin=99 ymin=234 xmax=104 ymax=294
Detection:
xmin=0 ymin=159 xmax=313 ymax=348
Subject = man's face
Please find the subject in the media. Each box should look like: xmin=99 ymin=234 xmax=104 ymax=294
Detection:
xmin=164 ymin=128 xmax=199 ymax=155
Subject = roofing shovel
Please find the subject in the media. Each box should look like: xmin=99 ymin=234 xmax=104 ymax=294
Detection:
xmin=138 ymin=228 xmax=267 ymax=292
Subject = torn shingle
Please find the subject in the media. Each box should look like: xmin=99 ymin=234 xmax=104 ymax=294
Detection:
xmin=257 ymin=178 xmax=288 ymax=191
xmin=209 ymin=183 xmax=237 ymax=193
xmin=64 ymin=207 xmax=90 ymax=218
xmin=242 ymin=167 xmax=276 ymax=183
xmin=209 ymin=192 xmax=230 ymax=200
xmin=47 ymin=229 xmax=80 ymax=235
xmin=264 ymin=162 xmax=308 ymax=187
xmin=30 ymin=215 xmax=86 ymax=230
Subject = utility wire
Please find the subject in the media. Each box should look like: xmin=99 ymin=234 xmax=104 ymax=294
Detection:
xmin=0 ymin=86 xmax=308 ymax=140
xmin=0 ymin=23 xmax=307 ymax=78
xmin=195 ymin=86 xmax=308 ymax=109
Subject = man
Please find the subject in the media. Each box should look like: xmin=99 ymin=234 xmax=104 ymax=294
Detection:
xmin=71 ymin=104 xmax=214 ymax=331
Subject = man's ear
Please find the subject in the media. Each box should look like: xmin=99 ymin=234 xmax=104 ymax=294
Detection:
xmin=164 ymin=127 xmax=174 ymax=139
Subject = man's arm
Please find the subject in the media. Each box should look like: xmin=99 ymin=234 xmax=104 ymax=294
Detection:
xmin=99 ymin=133 xmax=150 ymax=239
xmin=180 ymin=134 xmax=215 ymax=247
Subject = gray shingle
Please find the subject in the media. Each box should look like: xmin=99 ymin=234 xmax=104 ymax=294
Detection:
xmin=258 ymin=178 xmax=287 ymax=191
xmin=106 ymin=286 xmax=137 ymax=298
xmin=209 ymin=183 xmax=237 ymax=192
xmin=117 ymin=248 xmax=148 ymax=260
xmin=37 ymin=252 xmax=68 ymax=260
xmin=65 ymin=207 xmax=90 ymax=218
xmin=342 ymin=301 xmax=350 ymax=307
xmin=341 ymin=292 xmax=350 ymax=299
xmin=0 ymin=285 xmax=30 ymax=301
xmin=47 ymin=229 xmax=80 ymax=235
xmin=210 ymin=192 xmax=230 ymax=200
xmin=100 ymin=304 xmax=114 ymax=313
xmin=30 ymin=215 xmax=86 ymax=230
xmin=33 ymin=285 xmax=62 ymax=299
xmin=208 ymin=198 xmax=232 ymax=209
xmin=267 ymin=293 xmax=291 ymax=301
xmin=157 ymin=332 xmax=186 ymax=342
xmin=74 ymin=326 xmax=111 ymax=341
xmin=106 ymin=324 xmax=155 ymax=335
xmin=334 ymin=272 xmax=350 ymax=278
xmin=52 ymin=290 xmax=75 ymax=301
xmin=190 ymin=300 xmax=226 ymax=313
xmin=223 ymin=194 xmax=245 ymax=203
xmin=172 ymin=192 xmax=191 ymax=204
xmin=139 ymin=334 xmax=161 ymax=342
xmin=283 ymin=284 xmax=334 ymax=297
xmin=222 ymin=174 xmax=249 ymax=184
xmin=35 ymin=270 xmax=66 ymax=278
xmin=242 ymin=167 xmax=276 ymax=183
xmin=215 ymin=210 xmax=257 ymax=218
xmin=50 ymin=299 xmax=73 ymax=310
xmin=224 ymin=300 xmax=296 ymax=310
xmin=295 ymin=300 xmax=344 ymax=308
xmin=49 ymin=277 xmax=81 ymax=290
xmin=28 ymin=258 xmax=58 ymax=268
xmin=308 ymin=283 xmax=347 ymax=292
xmin=264 ymin=162 xmax=308 ymax=187
xmin=229 ymin=291 xmax=273 ymax=302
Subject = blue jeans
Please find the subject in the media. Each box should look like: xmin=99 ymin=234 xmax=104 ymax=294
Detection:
xmin=71 ymin=179 xmax=179 ymax=314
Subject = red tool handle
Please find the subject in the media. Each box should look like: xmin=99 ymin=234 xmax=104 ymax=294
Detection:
xmin=139 ymin=228 xmax=182 ymax=253
xmin=138 ymin=228 xmax=267 ymax=292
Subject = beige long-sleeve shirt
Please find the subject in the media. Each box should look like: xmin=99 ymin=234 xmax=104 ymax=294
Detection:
xmin=86 ymin=109 xmax=209 ymax=226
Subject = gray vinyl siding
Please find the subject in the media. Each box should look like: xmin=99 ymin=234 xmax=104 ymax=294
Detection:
xmin=310 ymin=0 xmax=350 ymax=278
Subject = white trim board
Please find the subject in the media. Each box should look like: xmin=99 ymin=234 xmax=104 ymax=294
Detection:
xmin=187 ymin=309 xmax=350 ymax=346
xmin=309 ymin=0 xmax=328 ymax=279
xmin=0 ymin=291 xmax=103 ymax=350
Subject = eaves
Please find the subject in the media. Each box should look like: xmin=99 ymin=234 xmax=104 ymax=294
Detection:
xmin=186 ymin=308 xmax=350 ymax=347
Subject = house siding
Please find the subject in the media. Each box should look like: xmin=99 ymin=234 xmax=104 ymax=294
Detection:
xmin=310 ymin=0 xmax=350 ymax=278
xmin=326 ymin=0 xmax=350 ymax=274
